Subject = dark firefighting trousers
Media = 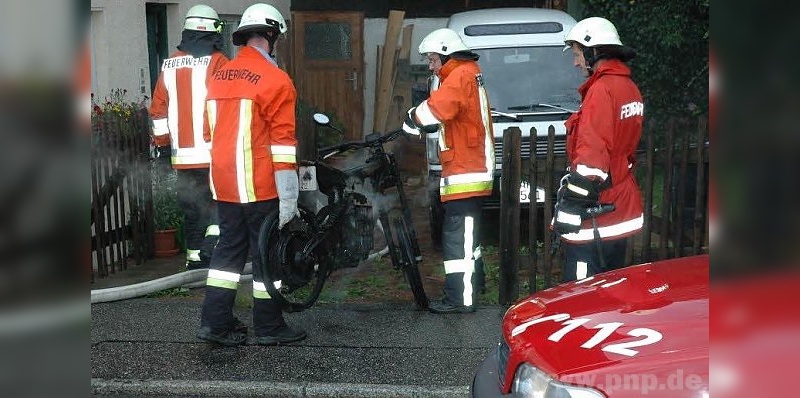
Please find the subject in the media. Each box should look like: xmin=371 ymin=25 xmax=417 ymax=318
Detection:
xmin=176 ymin=169 xmax=219 ymax=265
xmin=441 ymin=197 xmax=485 ymax=307
xmin=199 ymin=199 xmax=287 ymax=336
xmin=562 ymin=238 xmax=627 ymax=282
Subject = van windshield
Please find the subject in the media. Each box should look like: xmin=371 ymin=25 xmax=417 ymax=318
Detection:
xmin=474 ymin=46 xmax=583 ymax=112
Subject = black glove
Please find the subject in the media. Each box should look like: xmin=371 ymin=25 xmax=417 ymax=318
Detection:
xmin=553 ymin=172 xmax=605 ymax=235
xmin=554 ymin=189 xmax=592 ymax=235
xmin=562 ymin=172 xmax=603 ymax=202
xmin=402 ymin=107 xmax=439 ymax=136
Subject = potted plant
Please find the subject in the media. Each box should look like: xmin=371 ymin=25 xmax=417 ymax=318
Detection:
xmin=152 ymin=167 xmax=182 ymax=257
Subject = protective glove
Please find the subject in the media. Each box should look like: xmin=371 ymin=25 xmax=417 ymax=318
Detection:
xmin=553 ymin=192 xmax=587 ymax=235
xmin=274 ymin=169 xmax=300 ymax=229
xmin=402 ymin=106 xmax=439 ymax=136
xmin=552 ymin=172 xmax=604 ymax=235
xmin=563 ymin=172 xmax=603 ymax=202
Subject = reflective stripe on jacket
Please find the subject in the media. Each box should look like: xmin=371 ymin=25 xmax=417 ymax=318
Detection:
xmin=205 ymin=46 xmax=297 ymax=203
xmin=149 ymin=50 xmax=229 ymax=169
xmin=561 ymin=59 xmax=644 ymax=242
xmin=420 ymin=59 xmax=495 ymax=202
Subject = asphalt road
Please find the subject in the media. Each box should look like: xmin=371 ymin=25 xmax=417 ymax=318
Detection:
xmin=92 ymin=297 xmax=506 ymax=397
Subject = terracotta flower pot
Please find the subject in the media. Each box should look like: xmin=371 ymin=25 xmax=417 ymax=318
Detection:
xmin=154 ymin=229 xmax=180 ymax=257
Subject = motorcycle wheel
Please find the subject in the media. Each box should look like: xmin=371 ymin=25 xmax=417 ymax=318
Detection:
xmin=258 ymin=206 xmax=328 ymax=312
xmin=392 ymin=217 xmax=429 ymax=309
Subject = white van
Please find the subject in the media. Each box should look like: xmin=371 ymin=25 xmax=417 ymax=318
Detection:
xmin=425 ymin=8 xmax=582 ymax=244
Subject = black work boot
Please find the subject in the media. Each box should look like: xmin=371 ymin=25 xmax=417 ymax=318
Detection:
xmin=196 ymin=326 xmax=247 ymax=346
xmin=197 ymin=287 xmax=246 ymax=346
xmin=428 ymin=298 xmax=475 ymax=314
xmin=254 ymin=298 xmax=307 ymax=346
xmin=255 ymin=326 xmax=307 ymax=346
xmin=474 ymin=259 xmax=487 ymax=295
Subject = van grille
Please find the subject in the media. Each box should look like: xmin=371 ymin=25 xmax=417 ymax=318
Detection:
xmin=494 ymin=136 xmax=567 ymax=165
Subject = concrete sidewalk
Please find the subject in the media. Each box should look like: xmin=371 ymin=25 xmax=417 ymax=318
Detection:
xmin=91 ymin=296 xmax=505 ymax=397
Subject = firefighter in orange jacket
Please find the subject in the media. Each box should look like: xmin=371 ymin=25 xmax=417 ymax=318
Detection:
xmin=196 ymin=3 xmax=305 ymax=346
xmin=149 ymin=4 xmax=228 ymax=270
xmin=403 ymin=28 xmax=495 ymax=314
xmin=553 ymin=17 xmax=644 ymax=281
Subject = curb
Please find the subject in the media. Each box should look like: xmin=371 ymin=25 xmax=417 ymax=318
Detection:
xmin=91 ymin=378 xmax=470 ymax=397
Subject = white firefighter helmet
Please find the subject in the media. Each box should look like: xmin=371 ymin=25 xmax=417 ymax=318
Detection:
xmin=232 ymin=3 xmax=287 ymax=45
xmin=418 ymin=28 xmax=469 ymax=56
xmin=564 ymin=17 xmax=623 ymax=49
xmin=184 ymin=4 xmax=221 ymax=33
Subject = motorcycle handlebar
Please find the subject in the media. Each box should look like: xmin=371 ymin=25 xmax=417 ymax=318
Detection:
xmin=317 ymin=129 xmax=404 ymax=158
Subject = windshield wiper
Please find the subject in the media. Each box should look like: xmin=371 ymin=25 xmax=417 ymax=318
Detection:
xmin=507 ymin=103 xmax=576 ymax=113
xmin=490 ymin=109 xmax=522 ymax=122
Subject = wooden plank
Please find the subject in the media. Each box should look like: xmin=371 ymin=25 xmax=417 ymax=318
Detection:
xmin=376 ymin=44 xmax=382 ymax=96
xmin=543 ymin=125 xmax=556 ymax=288
xmin=499 ymin=127 xmax=521 ymax=305
xmin=658 ymin=120 xmax=675 ymax=260
xmin=373 ymin=10 xmax=405 ymax=133
xmin=674 ymin=120 xmax=690 ymax=257
xmin=399 ymin=24 xmax=414 ymax=60
xmin=693 ymin=117 xmax=708 ymax=254
xmin=91 ymin=145 xmax=107 ymax=278
xmin=527 ymin=126 xmax=539 ymax=294
xmin=641 ymin=120 xmax=655 ymax=263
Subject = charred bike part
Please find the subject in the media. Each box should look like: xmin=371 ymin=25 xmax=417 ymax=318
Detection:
xmin=259 ymin=113 xmax=429 ymax=312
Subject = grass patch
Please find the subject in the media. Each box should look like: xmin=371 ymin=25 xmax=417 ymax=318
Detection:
xmin=478 ymin=245 xmax=552 ymax=305
xmin=146 ymin=287 xmax=191 ymax=298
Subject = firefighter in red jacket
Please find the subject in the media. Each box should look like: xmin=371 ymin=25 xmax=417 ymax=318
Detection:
xmin=196 ymin=3 xmax=306 ymax=346
xmin=553 ymin=17 xmax=644 ymax=281
xmin=403 ymin=28 xmax=495 ymax=314
xmin=149 ymin=4 xmax=228 ymax=270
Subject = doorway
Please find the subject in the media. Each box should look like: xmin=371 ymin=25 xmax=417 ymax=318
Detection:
xmin=292 ymin=11 xmax=364 ymax=140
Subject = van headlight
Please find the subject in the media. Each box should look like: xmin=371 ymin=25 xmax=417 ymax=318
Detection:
xmin=512 ymin=364 xmax=605 ymax=398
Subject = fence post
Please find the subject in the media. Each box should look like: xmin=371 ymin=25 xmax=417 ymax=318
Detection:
xmin=693 ymin=117 xmax=708 ymax=254
xmin=542 ymin=126 xmax=557 ymax=288
xmin=499 ymin=127 xmax=521 ymax=305
xmin=674 ymin=119 xmax=691 ymax=257
xmin=527 ymin=127 xmax=539 ymax=294
xmin=658 ymin=119 xmax=675 ymax=260
xmin=641 ymin=121 xmax=655 ymax=263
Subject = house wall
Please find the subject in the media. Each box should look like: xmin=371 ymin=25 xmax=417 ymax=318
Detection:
xmin=90 ymin=0 xmax=290 ymax=102
xmin=90 ymin=1 xmax=580 ymax=133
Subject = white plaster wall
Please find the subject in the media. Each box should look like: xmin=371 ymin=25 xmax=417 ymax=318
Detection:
xmin=89 ymin=1 xmax=442 ymax=133
xmin=0 ymin=0 xmax=73 ymax=79
xmin=89 ymin=0 xmax=290 ymax=102
xmin=362 ymin=18 xmax=447 ymax=134
xmin=91 ymin=0 xmax=150 ymax=102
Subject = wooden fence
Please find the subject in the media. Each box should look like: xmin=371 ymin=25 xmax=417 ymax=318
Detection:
xmin=498 ymin=116 xmax=709 ymax=304
xmin=90 ymin=103 xmax=321 ymax=281
xmin=91 ymin=109 xmax=154 ymax=281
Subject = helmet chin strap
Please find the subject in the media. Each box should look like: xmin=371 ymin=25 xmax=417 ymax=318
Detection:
xmin=583 ymin=47 xmax=612 ymax=76
xmin=583 ymin=47 xmax=597 ymax=76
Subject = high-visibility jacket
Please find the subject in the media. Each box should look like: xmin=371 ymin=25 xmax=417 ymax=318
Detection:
xmin=561 ymin=59 xmax=644 ymax=242
xmin=416 ymin=59 xmax=495 ymax=202
xmin=150 ymin=50 xmax=229 ymax=169
xmin=204 ymin=46 xmax=297 ymax=203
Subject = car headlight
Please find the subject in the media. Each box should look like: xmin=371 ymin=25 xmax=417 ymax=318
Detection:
xmin=513 ymin=363 xmax=605 ymax=398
